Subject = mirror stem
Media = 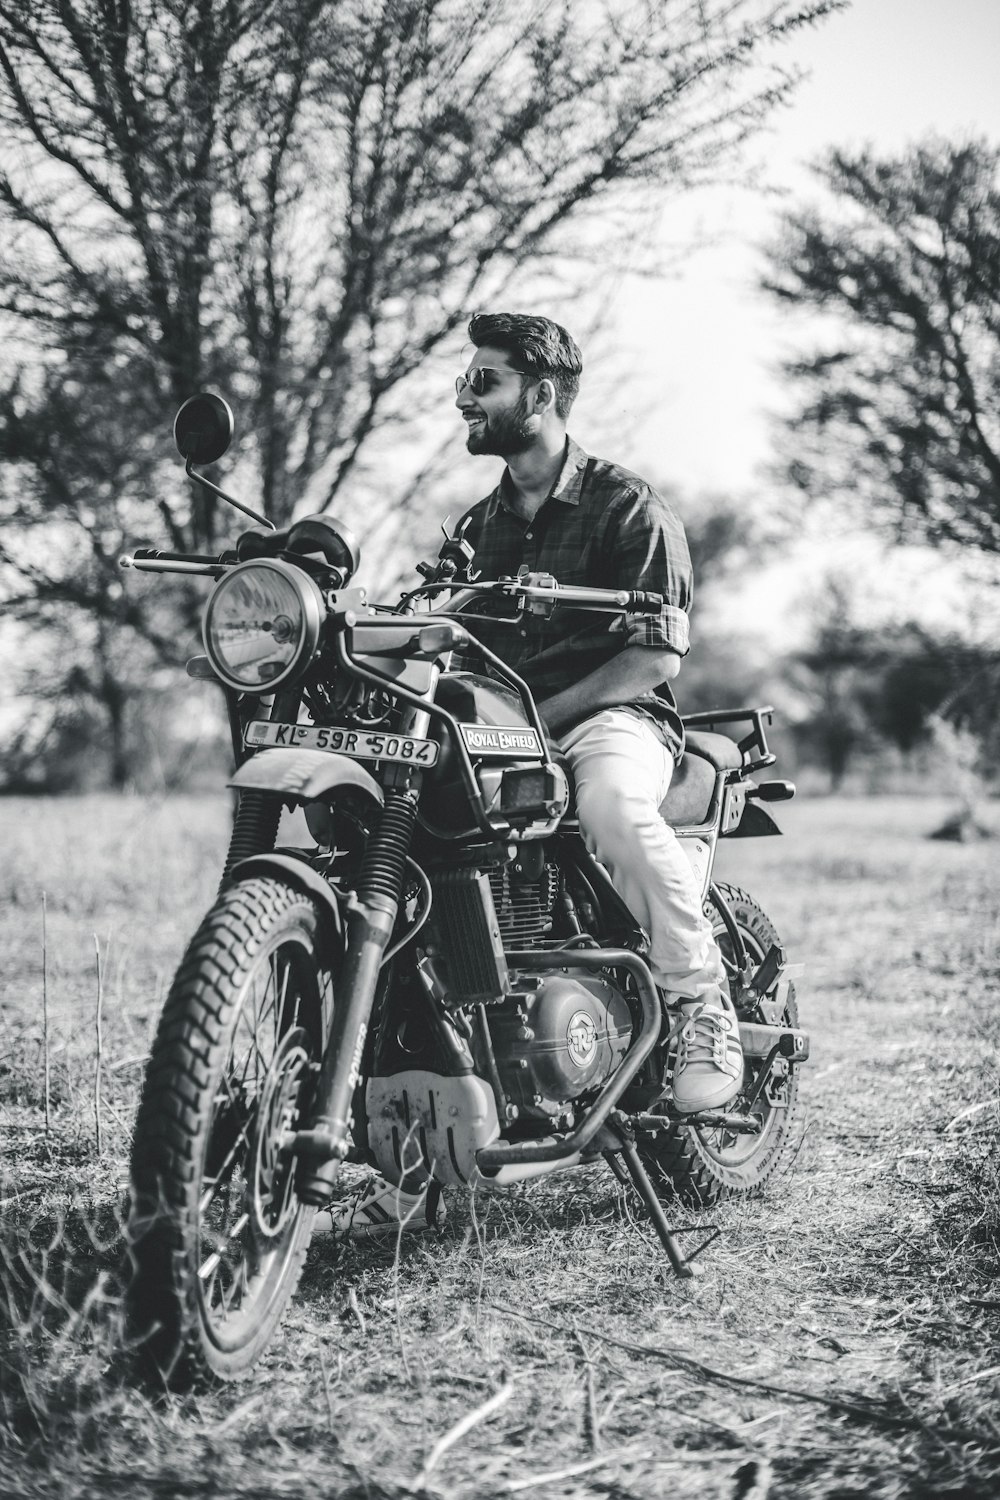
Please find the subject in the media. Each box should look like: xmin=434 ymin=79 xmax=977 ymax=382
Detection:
xmin=186 ymin=458 xmax=275 ymax=531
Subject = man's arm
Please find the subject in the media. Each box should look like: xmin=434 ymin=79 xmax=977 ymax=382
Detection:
xmin=537 ymin=645 xmax=680 ymax=737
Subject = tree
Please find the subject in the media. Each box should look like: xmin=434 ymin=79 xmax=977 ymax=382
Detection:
xmin=764 ymin=139 xmax=1000 ymax=555
xmin=0 ymin=0 xmax=840 ymax=787
xmin=785 ymin=574 xmax=1000 ymax=791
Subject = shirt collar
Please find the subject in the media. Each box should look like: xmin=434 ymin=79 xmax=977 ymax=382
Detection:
xmin=485 ymin=436 xmax=589 ymax=519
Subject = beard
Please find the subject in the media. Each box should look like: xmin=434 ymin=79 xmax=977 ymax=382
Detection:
xmin=465 ymin=391 xmax=534 ymax=456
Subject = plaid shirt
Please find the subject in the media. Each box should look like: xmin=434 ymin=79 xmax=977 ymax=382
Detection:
xmin=455 ymin=438 xmax=692 ymax=755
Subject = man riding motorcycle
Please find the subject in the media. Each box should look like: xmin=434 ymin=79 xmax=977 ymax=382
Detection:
xmin=322 ymin=311 xmax=742 ymax=1236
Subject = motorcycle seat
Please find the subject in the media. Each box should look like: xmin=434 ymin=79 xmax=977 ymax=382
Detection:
xmin=682 ymin=729 xmax=744 ymax=771
xmin=657 ymin=730 xmax=742 ymax=826
xmin=553 ymin=728 xmax=743 ymax=829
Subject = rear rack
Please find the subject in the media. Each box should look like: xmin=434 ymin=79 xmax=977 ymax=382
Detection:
xmin=682 ymin=705 xmax=777 ymax=773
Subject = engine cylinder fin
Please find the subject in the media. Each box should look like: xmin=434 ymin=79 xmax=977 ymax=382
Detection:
xmin=488 ymin=863 xmax=558 ymax=946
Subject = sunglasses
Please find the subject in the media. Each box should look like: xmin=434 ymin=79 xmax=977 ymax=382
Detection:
xmin=455 ymin=365 xmax=530 ymax=397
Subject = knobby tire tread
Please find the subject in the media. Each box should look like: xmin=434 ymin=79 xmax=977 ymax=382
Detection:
xmin=640 ymin=882 xmax=803 ymax=1209
xmin=129 ymin=877 xmax=322 ymax=1387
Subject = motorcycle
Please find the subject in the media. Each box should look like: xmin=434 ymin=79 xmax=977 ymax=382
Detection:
xmin=125 ymin=393 xmax=808 ymax=1385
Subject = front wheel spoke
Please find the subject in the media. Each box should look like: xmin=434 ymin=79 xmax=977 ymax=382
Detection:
xmin=273 ymin=952 xmax=293 ymax=1030
xmin=236 ymin=990 xmax=278 ymax=1090
xmin=198 ymin=1207 xmax=252 ymax=1278
xmin=199 ymin=1250 xmax=222 ymax=1282
xmin=275 ymin=957 xmax=309 ymax=1038
xmin=217 ymin=1067 xmax=242 ymax=1111
xmin=218 ymin=1249 xmax=253 ymax=1316
xmin=201 ymin=1118 xmax=253 ymax=1210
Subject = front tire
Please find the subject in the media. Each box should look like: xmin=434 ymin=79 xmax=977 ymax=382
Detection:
xmin=640 ymin=883 xmax=803 ymax=1207
xmin=128 ymin=877 xmax=332 ymax=1385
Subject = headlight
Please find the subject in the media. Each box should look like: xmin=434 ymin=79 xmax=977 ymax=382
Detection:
xmin=203 ymin=559 xmax=324 ymax=693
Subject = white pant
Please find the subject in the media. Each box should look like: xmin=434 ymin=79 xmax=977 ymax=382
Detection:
xmin=559 ymin=709 xmax=726 ymax=1001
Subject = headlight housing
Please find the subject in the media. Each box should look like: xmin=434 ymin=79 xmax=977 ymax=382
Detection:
xmin=203 ymin=559 xmax=324 ymax=693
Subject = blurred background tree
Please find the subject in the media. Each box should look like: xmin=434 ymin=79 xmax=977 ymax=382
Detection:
xmin=0 ymin=0 xmax=840 ymax=788
xmin=760 ymin=136 xmax=1000 ymax=814
xmin=781 ymin=575 xmax=1000 ymax=804
xmin=668 ymin=487 xmax=775 ymax=720
xmin=764 ymin=138 xmax=1000 ymax=555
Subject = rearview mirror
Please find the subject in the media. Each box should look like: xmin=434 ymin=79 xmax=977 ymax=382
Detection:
xmin=173 ymin=393 xmax=234 ymax=465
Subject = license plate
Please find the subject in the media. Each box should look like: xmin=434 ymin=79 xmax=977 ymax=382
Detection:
xmin=245 ymin=721 xmax=439 ymax=766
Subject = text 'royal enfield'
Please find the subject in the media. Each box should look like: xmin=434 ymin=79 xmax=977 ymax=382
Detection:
xmin=124 ymin=394 xmax=807 ymax=1385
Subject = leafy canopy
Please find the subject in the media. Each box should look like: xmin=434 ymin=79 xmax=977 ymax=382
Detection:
xmin=765 ymin=139 xmax=1000 ymax=555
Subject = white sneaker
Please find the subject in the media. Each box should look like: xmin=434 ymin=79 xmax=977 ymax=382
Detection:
xmin=671 ymin=993 xmax=744 ymax=1113
xmin=314 ymin=1176 xmax=446 ymax=1238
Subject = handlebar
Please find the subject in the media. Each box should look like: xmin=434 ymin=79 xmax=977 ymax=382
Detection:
xmin=513 ymin=581 xmax=665 ymax=614
xmin=425 ymin=575 xmax=665 ymax=616
xmin=120 ymin=550 xmax=666 ymax=620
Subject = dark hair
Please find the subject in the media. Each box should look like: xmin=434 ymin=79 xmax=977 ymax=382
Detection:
xmin=468 ymin=312 xmax=582 ymax=419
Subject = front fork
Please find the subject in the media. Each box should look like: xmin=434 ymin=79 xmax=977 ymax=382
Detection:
xmin=294 ymin=766 xmax=423 ymax=1204
xmin=220 ymin=687 xmax=301 ymax=885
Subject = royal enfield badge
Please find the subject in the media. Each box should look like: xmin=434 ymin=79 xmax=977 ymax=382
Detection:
xmin=459 ymin=723 xmax=542 ymax=757
xmin=567 ymin=1010 xmax=599 ymax=1068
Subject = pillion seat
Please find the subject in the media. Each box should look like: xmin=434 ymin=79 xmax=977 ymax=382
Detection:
xmin=657 ymin=730 xmax=742 ymax=827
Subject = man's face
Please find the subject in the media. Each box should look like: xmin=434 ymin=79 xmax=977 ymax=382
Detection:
xmin=455 ymin=345 xmax=536 ymax=457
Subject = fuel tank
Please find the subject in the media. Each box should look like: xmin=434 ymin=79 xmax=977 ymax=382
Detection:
xmin=421 ymin=671 xmax=544 ymax=830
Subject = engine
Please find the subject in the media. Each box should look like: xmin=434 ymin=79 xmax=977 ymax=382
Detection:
xmin=489 ymin=970 xmax=633 ymax=1117
xmin=365 ymin=843 xmax=635 ymax=1189
xmin=422 ymin=858 xmax=633 ymax=1118
xmin=488 ymin=858 xmax=561 ymax=946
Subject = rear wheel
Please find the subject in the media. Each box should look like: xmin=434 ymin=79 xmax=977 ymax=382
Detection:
xmin=639 ymin=882 xmax=802 ymax=1207
xmin=128 ymin=877 xmax=332 ymax=1385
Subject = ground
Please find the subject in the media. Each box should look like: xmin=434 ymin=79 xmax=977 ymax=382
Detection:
xmin=0 ymin=793 xmax=998 ymax=1499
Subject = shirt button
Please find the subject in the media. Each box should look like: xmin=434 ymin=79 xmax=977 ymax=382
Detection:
xmin=525 ymin=530 xmax=533 ymax=539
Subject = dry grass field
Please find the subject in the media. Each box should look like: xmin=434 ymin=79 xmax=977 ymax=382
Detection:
xmin=1 ymin=792 xmax=998 ymax=1499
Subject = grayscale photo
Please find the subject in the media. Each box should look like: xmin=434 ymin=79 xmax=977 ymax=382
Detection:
xmin=0 ymin=2 xmax=997 ymax=1496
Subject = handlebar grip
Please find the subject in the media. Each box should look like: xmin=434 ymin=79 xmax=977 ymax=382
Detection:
xmin=623 ymin=590 xmax=664 ymax=614
xmin=133 ymin=547 xmax=223 ymax=565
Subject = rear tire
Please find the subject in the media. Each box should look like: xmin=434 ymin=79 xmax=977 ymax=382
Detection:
xmin=128 ymin=877 xmax=332 ymax=1385
xmin=639 ymin=883 xmax=803 ymax=1208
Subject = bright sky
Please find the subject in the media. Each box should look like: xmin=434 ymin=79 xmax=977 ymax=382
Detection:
xmin=609 ymin=0 xmax=1000 ymax=497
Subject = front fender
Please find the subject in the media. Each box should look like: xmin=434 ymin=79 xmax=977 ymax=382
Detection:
xmin=226 ymin=852 xmax=345 ymax=962
xmin=228 ymin=747 xmax=384 ymax=811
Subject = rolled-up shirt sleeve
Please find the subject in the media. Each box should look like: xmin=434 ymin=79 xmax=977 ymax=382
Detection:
xmin=610 ymin=486 xmax=693 ymax=657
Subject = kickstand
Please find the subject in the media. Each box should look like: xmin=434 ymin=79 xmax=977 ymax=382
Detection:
xmin=603 ymin=1124 xmax=717 ymax=1279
